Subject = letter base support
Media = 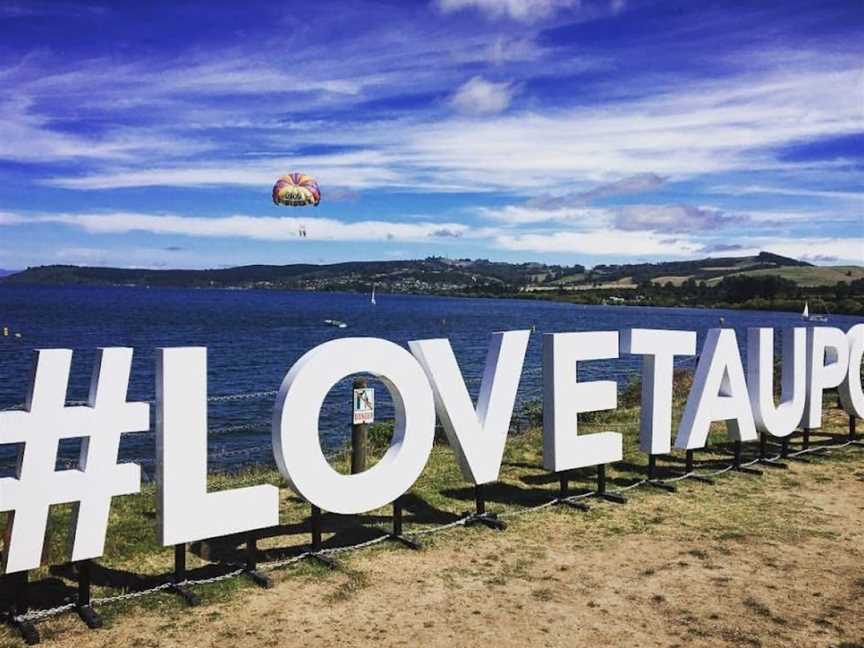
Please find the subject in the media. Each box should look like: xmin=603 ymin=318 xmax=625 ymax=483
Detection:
xmin=75 ymin=561 xmax=102 ymax=629
xmin=732 ymin=441 xmax=763 ymax=476
xmin=170 ymin=544 xmax=201 ymax=606
xmin=3 ymin=572 xmax=40 ymax=645
xmin=848 ymin=416 xmax=864 ymax=447
xmin=556 ymin=473 xmax=591 ymax=511
xmin=307 ymin=507 xmax=339 ymax=570
xmin=11 ymin=619 xmax=39 ymax=646
xmin=462 ymin=484 xmax=507 ymax=530
xmin=243 ymin=534 xmax=272 ymax=589
xmin=387 ymin=498 xmax=422 ymax=550
xmin=684 ymin=449 xmax=714 ymax=485
xmin=757 ymin=435 xmax=788 ymax=470
xmin=593 ymin=465 xmax=626 ymax=504
xmin=645 ymin=455 xmax=676 ymax=493
xmin=780 ymin=436 xmax=811 ymax=463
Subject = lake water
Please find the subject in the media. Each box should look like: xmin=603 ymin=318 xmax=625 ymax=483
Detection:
xmin=0 ymin=284 xmax=860 ymax=476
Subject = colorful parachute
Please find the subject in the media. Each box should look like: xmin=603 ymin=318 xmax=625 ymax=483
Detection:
xmin=272 ymin=173 xmax=321 ymax=207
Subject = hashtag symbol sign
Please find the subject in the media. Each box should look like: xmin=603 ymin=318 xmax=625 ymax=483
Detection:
xmin=0 ymin=348 xmax=148 ymax=574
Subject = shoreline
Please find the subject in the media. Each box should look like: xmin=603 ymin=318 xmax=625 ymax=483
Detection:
xmin=2 ymin=281 xmax=860 ymax=317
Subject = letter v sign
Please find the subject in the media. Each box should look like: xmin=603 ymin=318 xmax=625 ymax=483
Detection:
xmin=409 ymin=331 xmax=530 ymax=485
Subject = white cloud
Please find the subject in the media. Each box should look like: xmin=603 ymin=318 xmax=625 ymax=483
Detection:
xmin=0 ymin=97 xmax=210 ymax=163
xmin=477 ymin=202 xmax=741 ymax=233
xmin=435 ymin=0 xmax=578 ymax=22
xmin=0 ymin=211 xmax=474 ymax=244
xmin=12 ymin=33 xmax=859 ymax=201
xmin=494 ymin=229 xmax=864 ymax=264
xmin=754 ymin=238 xmax=864 ymax=265
xmin=711 ymin=185 xmax=864 ymax=202
xmin=476 ymin=204 xmax=611 ymax=225
xmin=3 ymin=208 xmax=860 ymax=265
xmin=614 ymin=205 xmax=736 ymax=232
xmin=449 ymin=76 xmax=516 ymax=115
xmin=495 ymin=230 xmax=704 ymax=257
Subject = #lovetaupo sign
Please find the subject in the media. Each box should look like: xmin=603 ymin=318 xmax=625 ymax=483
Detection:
xmin=1 ymin=325 xmax=862 ymax=574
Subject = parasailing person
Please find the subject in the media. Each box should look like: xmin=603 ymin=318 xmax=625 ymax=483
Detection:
xmin=272 ymin=172 xmax=321 ymax=238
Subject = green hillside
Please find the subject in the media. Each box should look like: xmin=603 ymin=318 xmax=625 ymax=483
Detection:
xmin=706 ymin=265 xmax=864 ymax=288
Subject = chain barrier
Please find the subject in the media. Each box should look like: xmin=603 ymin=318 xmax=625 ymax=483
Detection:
xmin=6 ymin=434 xmax=861 ymax=627
xmin=0 ymin=389 xmax=281 ymax=413
xmin=406 ymin=516 xmax=470 ymax=537
xmin=498 ymin=496 xmax=562 ymax=519
xmin=11 ymin=603 xmax=76 ymax=624
xmin=319 ymin=535 xmax=391 ymax=555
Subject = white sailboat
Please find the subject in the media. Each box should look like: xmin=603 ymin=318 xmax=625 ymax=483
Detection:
xmin=802 ymin=301 xmax=829 ymax=323
xmin=370 ymin=285 xmax=376 ymax=305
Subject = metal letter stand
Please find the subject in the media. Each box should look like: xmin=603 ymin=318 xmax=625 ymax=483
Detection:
xmin=756 ymin=433 xmax=788 ymax=469
xmin=463 ymin=483 xmax=506 ymax=530
xmin=170 ymin=544 xmax=201 ymax=605
xmin=243 ymin=532 xmax=272 ymax=588
xmin=555 ymin=471 xmax=590 ymax=511
xmin=74 ymin=560 xmax=102 ymax=629
xmin=591 ymin=464 xmax=626 ymax=504
xmin=781 ymin=430 xmax=810 ymax=463
xmin=851 ymin=415 xmax=862 ymax=447
xmin=386 ymin=497 xmax=421 ymax=550
xmin=683 ymin=449 xmax=714 ymax=484
xmin=307 ymin=506 xmax=338 ymax=569
xmin=731 ymin=441 xmax=762 ymax=476
xmin=645 ymin=455 xmax=676 ymax=493
xmin=3 ymin=571 xmax=40 ymax=645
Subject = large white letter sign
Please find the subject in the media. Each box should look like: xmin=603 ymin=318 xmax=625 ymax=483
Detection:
xmin=839 ymin=324 xmax=864 ymax=419
xmin=803 ymin=327 xmax=850 ymax=429
xmin=409 ymin=330 xmax=530 ymax=485
xmin=620 ymin=328 xmax=696 ymax=455
xmin=746 ymin=328 xmax=806 ymax=438
xmin=676 ymin=328 xmax=757 ymax=449
xmin=542 ymin=332 xmax=622 ymax=472
xmin=0 ymin=348 xmax=146 ymax=574
xmin=273 ymin=338 xmax=435 ymax=514
xmin=156 ymin=348 xmax=279 ymax=546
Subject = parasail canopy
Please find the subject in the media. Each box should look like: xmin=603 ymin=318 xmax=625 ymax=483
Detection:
xmin=272 ymin=173 xmax=321 ymax=207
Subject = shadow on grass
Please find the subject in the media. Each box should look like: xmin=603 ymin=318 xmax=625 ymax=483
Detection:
xmin=184 ymin=492 xmax=463 ymax=565
xmin=0 ymin=573 xmax=73 ymax=616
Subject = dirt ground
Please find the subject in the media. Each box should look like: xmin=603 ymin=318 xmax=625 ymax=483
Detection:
xmin=16 ymin=448 xmax=864 ymax=648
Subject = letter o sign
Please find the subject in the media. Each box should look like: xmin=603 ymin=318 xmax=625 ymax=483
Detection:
xmin=272 ymin=338 xmax=435 ymax=514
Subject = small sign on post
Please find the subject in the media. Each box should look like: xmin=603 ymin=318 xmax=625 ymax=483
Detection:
xmin=351 ymin=379 xmax=373 ymax=474
xmin=353 ymin=386 xmax=374 ymax=425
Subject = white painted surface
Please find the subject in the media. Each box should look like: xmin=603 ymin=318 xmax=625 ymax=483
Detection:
xmin=620 ymin=328 xmax=696 ymax=455
xmin=542 ymin=332 xmax=622 ymax=472
xmin=0 ymin=348 xmax=147 ymax=574
xmin=746 ymin=327 xmax=807 ymax=438
xmin=273 ymin=338 xmax=435 ymax=514
xmin=676 ymin=328 xmax=757 ymax=449
xmin=156 ymin=347 xmax=279 ymax=546
xmin=839 ymin=324 xmax=864 ymax=419
xmin=803 ymin=327 xmax=849 ymax=429
xmin=410 ymin=330 xmax=530 ymax=484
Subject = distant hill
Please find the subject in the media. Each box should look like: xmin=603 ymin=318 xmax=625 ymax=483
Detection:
xmin=706 ymin=265 xmax=864 ymax=288
xmin=5 ymin=252 xmax=863 ymax=314
xmin=2 ymin=252 xmax=846 ymax=295
xmin=0 ymin=257 xmax=586 ymax=294
xmin=0 ymin=269 xmax=17 ymax=278
xmin=592 ymin=251 xmax=812 ymax=285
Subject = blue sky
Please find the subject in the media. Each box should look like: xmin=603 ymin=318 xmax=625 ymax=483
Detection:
xmin=0 ymin=0 xmax=861 ymax=270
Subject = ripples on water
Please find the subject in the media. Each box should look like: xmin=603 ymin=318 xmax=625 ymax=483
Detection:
xmin=0 ymin=285 xmax=860 ymax=475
